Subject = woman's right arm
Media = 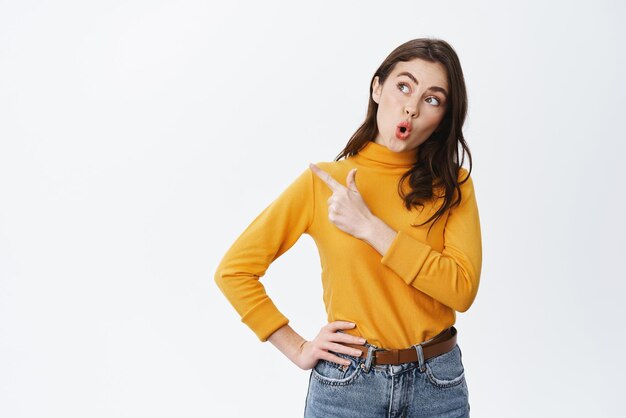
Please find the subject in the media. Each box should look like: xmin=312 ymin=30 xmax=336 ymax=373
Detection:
xmin=214 ymin=166 xmax=367 ymax=369
xmin=214 ymin=167 xmax=315 ymax=342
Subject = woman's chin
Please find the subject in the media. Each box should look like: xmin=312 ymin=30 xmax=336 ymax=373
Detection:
xmin=388 ymin=137 xmax=412 ymax=152
xmin=376 ymin=135 xmax=417 ymax=152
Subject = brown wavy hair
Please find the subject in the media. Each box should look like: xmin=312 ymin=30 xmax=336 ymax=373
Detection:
xmin=335 ymin=38 xmax=472 ymax=235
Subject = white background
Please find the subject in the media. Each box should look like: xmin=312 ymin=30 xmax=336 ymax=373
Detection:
xmin=1 ymin=1 xmax=625 ymax=417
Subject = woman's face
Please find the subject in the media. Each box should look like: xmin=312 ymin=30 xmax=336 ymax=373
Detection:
xmin=371 ymin=58 xmax=449 ymax=153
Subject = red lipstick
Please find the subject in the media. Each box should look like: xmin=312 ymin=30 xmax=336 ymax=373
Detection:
xmin=395 ymin=121 xmax=412 ymax=140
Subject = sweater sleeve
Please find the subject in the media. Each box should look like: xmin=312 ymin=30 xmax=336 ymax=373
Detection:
xmin=380 ymin=169 xmax=482 ymax=312
xmin=214 ymin=167 xmax=315 ymax=342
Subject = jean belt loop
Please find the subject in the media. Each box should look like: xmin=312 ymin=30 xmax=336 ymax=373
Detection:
xmin=363 ymin=345 xmax=376 ymax=373
xmin=414 ymin=343 xmax=426 ymax=373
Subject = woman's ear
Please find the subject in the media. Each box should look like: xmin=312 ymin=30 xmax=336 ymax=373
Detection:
xmin=371 ymin=76 xmax=382 ymax=104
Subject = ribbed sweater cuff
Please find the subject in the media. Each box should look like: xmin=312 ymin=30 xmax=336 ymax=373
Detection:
xmin=241 ymin=298 xmax=289 ymax=342
xmin=381 ymin=229 xmax=432 ymax=285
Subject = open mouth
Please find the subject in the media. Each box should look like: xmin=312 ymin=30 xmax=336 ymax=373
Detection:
xmin=395 ymin=123 xmax=411 ymax=140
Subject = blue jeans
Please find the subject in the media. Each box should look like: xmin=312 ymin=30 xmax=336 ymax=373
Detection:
xmin=303 ymin=340 xmax=470 ymax=417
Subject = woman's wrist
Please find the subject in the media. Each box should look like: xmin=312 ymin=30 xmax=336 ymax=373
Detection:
xmin=362 ymin=215 xmax=397 ymax=256
xmin=268 ymin=324 xmax=307 ymax=365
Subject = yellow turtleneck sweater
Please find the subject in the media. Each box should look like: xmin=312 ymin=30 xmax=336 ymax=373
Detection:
xmin=214 ymin=140 xmax=482 ymax=349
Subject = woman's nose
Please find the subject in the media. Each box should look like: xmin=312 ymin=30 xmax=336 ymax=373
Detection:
xmin=405 ymin=101 xmax=419 ymax=118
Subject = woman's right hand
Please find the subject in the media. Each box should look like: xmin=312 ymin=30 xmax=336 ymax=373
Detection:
xmin=294 ymin=321 xmax=367 ymax=370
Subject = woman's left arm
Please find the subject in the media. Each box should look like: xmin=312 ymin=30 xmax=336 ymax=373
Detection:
xmin=366 ymin=170 xmax=482 ymax=312
xmin=309 ymin=164 xmax=482 ymax=313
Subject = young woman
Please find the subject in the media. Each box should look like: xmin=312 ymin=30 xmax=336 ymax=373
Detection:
xmin=214 ymin=38 xmax=482 ymax=417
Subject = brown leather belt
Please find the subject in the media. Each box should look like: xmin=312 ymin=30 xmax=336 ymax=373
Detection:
xmin=343 ymin=326 xmax=457 ymax=366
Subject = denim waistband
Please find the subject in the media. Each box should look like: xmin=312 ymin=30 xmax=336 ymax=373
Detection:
xmin=332 ymin=343 xmax=427 ymax=375
xmin=334 ymin=328 xmax=456 ymax=373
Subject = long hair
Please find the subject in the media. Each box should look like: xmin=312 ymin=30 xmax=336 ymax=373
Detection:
xmin=335 ymin=38 xmax=472 ymax=235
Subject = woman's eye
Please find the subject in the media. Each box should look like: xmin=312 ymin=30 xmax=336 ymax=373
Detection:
xmin=397 ymin=83 xmax=410 ymax=94
xmin=426 ymin=96 xmax=441 ymax=106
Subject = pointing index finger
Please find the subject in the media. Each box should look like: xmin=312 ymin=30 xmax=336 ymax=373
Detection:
xmin=309 ymin=163 xmax=344 ymax=192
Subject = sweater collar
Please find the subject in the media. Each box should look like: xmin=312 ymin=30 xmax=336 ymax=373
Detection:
xmin=353 ymin=140 xmax=418 ymax=168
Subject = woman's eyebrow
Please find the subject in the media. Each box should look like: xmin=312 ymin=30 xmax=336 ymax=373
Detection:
xmin=397 ymin=71 xmax=448 ymax=98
